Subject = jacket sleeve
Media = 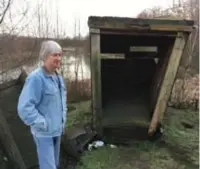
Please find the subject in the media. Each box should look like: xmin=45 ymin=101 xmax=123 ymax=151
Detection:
xmin=17 ymin=75 xmax=47 ymax=130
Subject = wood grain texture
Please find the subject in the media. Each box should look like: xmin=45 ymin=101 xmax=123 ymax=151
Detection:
xmin=148 ymin=32 xmax=187 ymax=135
xmin=90 ymin=29 xmax=102 ymax=134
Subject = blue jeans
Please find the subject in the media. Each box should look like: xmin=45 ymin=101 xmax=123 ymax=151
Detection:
xmin=33 ymin=136 xmax=61 ymax=169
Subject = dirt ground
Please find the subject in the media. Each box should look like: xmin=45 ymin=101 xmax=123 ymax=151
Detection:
xmin=67 ymin=101 xmax=199 ymax=169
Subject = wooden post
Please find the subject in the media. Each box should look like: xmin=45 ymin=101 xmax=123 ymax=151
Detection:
xmin=90 ymin=28 xmax=102 ymax=134
xmin=0 ymin=108 xmax=26 ymax=169
xmin=148 ymin=32 xmax=187 ymax=135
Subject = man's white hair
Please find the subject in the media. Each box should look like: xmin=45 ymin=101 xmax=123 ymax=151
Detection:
xmin=39 ymin=40 xmax=62 ymax=60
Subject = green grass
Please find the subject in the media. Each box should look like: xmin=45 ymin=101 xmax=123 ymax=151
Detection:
xmin=67 ymin=101 xmax=92 ymax=128
xmin=76 ymin=142 xmax=190 ymax=169
xmin=162 ymin=108 xmax=199 ymax=167
xmin=66 ymin=101 xmax=199 ymax=169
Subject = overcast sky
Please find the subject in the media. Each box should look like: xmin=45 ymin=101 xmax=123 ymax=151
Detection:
xmin=57 ymin=0 xmax=173 ymax=36
xmin=3 ymin=0 xmax=175 ymax=37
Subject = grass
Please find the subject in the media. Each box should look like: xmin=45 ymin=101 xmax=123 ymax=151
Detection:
xmin=162 ymin=108 xmax=199 ymax=167
xmin=67 ymin=101 xmax=92 ymax=128
xmin=66 ymin=101 xmax=199 ymax=169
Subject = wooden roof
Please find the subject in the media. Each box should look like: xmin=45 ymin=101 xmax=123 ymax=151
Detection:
xmin=88 ymin=16 xmax=194 ymax=32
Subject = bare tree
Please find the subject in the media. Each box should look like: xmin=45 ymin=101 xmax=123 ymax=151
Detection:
xmin=137 ymin=6 xmax=164 ymax=18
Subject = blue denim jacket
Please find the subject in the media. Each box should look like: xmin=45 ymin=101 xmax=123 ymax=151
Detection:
xmin=17 ymin=67 xmax=67 ymax=137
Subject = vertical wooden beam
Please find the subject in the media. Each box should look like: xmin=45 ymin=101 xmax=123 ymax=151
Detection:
xmin=90 ymin=28 xmax=102 ymax=134
xmin=0 ymin=109 xmax=26 ymax=169
xmin=148 ymin=32 xmax=187 ymax=135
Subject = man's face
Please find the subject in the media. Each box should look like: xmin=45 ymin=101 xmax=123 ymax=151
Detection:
xmin=44 ymin=53 xmax=62 ymax=70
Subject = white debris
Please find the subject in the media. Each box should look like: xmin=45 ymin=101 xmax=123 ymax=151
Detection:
xmin=109 ymin=144 xmax=117 ymax=148
xmin=88 ymin=140 xmax=104 ymax=151
xmin=3 ymin=156 xmax=8 ymax=161
xmin=87 ymin=140 xmax=118 ymax=151
xmin=88 ymin=144 xmax=93 ymax=151
xmin=160 ymin=128 xmax=164 ymax=133
xmin=93 ymin=141 xmax=104 ymax=147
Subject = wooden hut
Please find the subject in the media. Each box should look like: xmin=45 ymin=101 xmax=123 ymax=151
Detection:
xmin=88 ymin=16 xmax=194 ymax=141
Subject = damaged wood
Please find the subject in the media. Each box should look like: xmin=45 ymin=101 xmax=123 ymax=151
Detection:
xmin=0 ymin=108 xmax=26 ymax=169
xmin=148 ymin=32 xmax=187 ymax=135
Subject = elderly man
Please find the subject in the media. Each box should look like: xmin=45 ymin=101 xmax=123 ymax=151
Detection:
xmin=17 ymin=40 xmax=67 ymax=169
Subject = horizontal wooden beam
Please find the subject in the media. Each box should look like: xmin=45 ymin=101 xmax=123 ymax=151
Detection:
xmin=92 ymin=25 xmax=193 ymax=32
xmin=150 ymin=25 xmax=193 ymax=32
xmin=90 ymin=28 xmax=100 ymax=34
xmin=88 ymin=16 xmax=194 ymax=26
xmin=100 ymin=30 xmax=177 ymax=37
xmin=130 ymin=46 xmax=157 ymax=52
xmin=101 ymin=53 xmax=125 ymax=59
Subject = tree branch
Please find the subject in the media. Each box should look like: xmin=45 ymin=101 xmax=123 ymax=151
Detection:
xmin=0 ymin=0 xmax=11 ymax=24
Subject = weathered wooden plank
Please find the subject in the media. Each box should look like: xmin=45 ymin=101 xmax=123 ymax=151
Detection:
xmin=150 ymin=25 xmax=193 ymax=32
xmin=101 ymin=53 xmax=125 ymax=59
xmin=88 ymin=16 xmax=194 ymax=27
xmin=90 ymin=29 xmax=102 ymax=134
xmin=88 ymin=16 xmax=194 ymax=32
xmin=0 ymin=108 xmax=26 ymax=169
xmin=90 ymin=24 xmax=192 ymax=32
xmin=130 ymin=46 xmax=157 ymax=52
xmin=100 ymin=30 xmax=177 ymax=37
xmin=148 ymin=32 xmax=187 ymax=135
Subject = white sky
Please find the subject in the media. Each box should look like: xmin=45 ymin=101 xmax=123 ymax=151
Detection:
xmin=2 ymin=0 xmax=175 ymax=37
xmin=58 ymin=0 xmax=172 ymax=36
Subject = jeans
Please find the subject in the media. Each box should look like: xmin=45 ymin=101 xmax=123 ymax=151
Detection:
xmin=33 ymin=136 xmax=61 ymax=169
